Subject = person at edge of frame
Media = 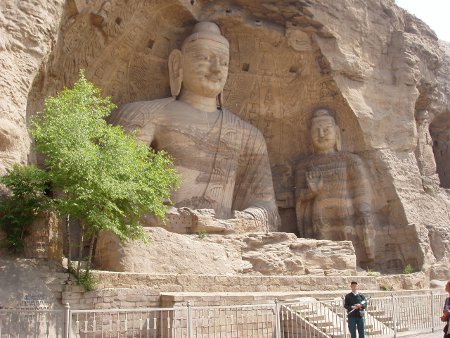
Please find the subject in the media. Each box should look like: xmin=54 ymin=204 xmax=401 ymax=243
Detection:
xmin=442 ymin=280 xmax=450 ymax=338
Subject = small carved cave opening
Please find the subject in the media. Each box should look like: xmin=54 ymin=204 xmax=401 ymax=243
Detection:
xmin=289 ymin=66 xmax=298 ymax=74
xmin=242 ymin=63 xmax=250 ymax=72
xmin=430 ymin=111 xmax=450 ymax=188
xmin=115 ymin=17 xmax=122 ymax=25
xmin=147 ymin=39 xmax=155 ymax=49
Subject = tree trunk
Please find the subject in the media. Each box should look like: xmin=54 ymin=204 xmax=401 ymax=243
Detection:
xmin=66 ymin=214 xmax=72 ymax=271
xmin=77 ymin=223 xmax=84 ymax=277
xmin=85 ymin=234 xmax=96 ymax=274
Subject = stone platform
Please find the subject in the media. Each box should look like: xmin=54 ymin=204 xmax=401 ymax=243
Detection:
xmin=159 ymin=288 xmax=434 ymax=307
xmin=56 ymin=267 xmax=430 ymax=310
xmin=90 ymin=271 xmax=427 ymax=293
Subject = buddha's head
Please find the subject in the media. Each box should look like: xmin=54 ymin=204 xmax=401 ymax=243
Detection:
xmin=310 ymin=108 xmax=341 ymax=154
xmin=169 ymin=22 xmax=229 ymax=102
xmin=415 ymin=110 xmax=429 ymax=127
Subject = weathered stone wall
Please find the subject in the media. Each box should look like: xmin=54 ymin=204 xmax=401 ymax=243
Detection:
xmin=1 ymin=0 xmax=449 ymax=276
xmin=95 ymin=228 xmax=357 ymax=276
xmin=431 ymin=41 xmax=450 ymax=188
xmin=62 ymin=286 xmax=160 ymax=310
xmin=0 ymin=257 xmax=67 ymax=309
xmin=23 ymin=211 xmax=63 ymax=260
xmin=88 ymin=270 xmax=428 ymax=293
xmin=0 ymin=0 xmax=65 ymax=174
xmin=307 ymin=0 xmax=450 ymax=277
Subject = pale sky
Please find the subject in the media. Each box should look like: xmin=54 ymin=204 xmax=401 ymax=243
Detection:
xmin=395 ymin=0 xmax=450 ymax=42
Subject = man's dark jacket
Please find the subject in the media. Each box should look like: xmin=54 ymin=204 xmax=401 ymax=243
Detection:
xmin=344 ymin=292 xmax=367 ymax=318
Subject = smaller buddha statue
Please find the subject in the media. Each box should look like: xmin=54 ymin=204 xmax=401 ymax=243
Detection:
xmin=414 ymin=110 xmax=436 ymax=177
xmin=294 ymin=108 xmax=375 ymax=262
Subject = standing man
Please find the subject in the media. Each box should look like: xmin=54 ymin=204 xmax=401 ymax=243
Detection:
xmin=344 ymin=281 xmax=367 ymax=338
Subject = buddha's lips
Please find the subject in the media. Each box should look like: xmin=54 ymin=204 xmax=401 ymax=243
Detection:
xmin=205 ymin=76 xmax=222 ymax=82
xmin=317 ymin=138 xmax=333 ymax=143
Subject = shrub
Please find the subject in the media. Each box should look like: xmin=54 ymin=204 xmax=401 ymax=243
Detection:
xmin=379 ymin=284 xmax=394 ymax=291
xmin=403 ymin=264 xmax=414 ymax=274
xmin=0 ymin=164 xmax=52 ymax=252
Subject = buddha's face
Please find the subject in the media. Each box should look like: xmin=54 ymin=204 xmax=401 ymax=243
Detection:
xmin=415 ymin=111 xmax=429 ymax=126
xmin=311 ymin=115 xmax=337 ymax=153
xmin=182 ymin=39 xmax=229 ymax=98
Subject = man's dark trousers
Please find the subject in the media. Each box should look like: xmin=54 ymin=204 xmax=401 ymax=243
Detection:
xmin=348 ymin=316 xmax=364 ymax=338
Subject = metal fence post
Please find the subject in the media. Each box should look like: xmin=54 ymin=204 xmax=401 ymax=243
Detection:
xmin=341 ymin=295 xmax=347 ymax=338
xmin=391 ymin=293 xmax=397 ymax=338
xmin=187 ymin=301 xmax=193 ymax=338
xmin=64 ymin=302 xmax=70 ymax=338
xmin=431 ymin=291 xmax=435 ymax=332
xmin=274 ymin=299 xmax=281 ymax=338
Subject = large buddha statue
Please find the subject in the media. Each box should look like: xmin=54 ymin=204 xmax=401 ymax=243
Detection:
xmin=109 ymin=22 xmax=280 ymax=233
xmin=294 ymin=108 xmax=375 ymax=262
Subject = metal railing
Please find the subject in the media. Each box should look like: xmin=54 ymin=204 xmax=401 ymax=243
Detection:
xmin=0 ymin=308 xmax=64 ymax=337
xmin=71 ymin=306 xmax=188 ymax=337
xmin=0 ymin=292 xmax=446 ymax=337
xmin=280 ymin=292 xmax=447 ymax=338
xmin=281 ymin=298 xmax=346 ymax=338
xmin=69 ymin=302 xmax=280 ymax=338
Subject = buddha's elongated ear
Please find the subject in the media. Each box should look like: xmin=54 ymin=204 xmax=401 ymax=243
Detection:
xmin=335 ymin=125 xmax=342 ymax=151
xmin=168 ymin=49 xmax=182 ymax=98
xmin=217 ymin=91 xmax=224 ymax=108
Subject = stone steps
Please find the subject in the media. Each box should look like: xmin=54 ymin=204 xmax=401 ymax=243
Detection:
xmin=366 ymin=329 xmax=383 ymax=335
xmin=305 ymin=314 xmax=326 ymax=321
xmin=312 ymin=320 xmax=334 ymax=328
xmin=326 ymin=332 xmax=345 ymax=338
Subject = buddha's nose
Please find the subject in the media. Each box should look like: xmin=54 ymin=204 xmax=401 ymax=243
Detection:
xmin=210 ymin=58 xmax=221 ymax=74
xmin=319 ymin=128 xmax=325 ymax=137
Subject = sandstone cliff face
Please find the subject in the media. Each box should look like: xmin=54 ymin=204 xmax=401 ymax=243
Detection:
xmin=309 ymin=0 xmax=450 ymax=278
xmin=1 ymin=0 xmax=449 ymax=277
xmin=0 ymin=0 xmax=65 ymax=174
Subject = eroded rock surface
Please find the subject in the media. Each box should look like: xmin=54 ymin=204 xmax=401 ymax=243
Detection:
xmin=95 ymin=228 xmax=356 ymax=276
xmin=0 ymin=0 xmax=65 ymax=173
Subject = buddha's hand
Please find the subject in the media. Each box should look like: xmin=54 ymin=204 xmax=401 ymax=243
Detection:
xmin=192 ymin=209 xmax=235 ymax=234
xmin=356 ymin=215 xmax=372 ymax=227
xmin=233 ymin=210 xmax=255 ymax=220
xmin=306 ymin=170 xmax=323 ymax=194
xmin=232 ymin=210 xmax=265 ymax=233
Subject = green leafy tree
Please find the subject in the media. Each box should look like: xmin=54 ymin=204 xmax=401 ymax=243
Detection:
xmin=29 ymin=70 xmax=179 ymax=280
xmin=0 ymin=164 xmax=52 ymax=252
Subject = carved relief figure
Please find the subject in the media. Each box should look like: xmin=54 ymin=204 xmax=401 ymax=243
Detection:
xmin=414 ymin=110 xmax=436 ymax=177
xmin=110 ymin=22 xmax=280 ymax=232
xmin=294 ymin=108 xmax=375 ymax=262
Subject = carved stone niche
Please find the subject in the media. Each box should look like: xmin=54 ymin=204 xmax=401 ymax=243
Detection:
xmin=23 ymin=0 xmax=439 ymax=275
xmin=430 ymin=111 xmax=450 ymax=188
xmin=26 ymin=0 xmax=367 ymax=234
xmin=23 ymin=211 xmax=62 ymax=261
xmin=293 ymin=108 xmax=376 ymax=266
